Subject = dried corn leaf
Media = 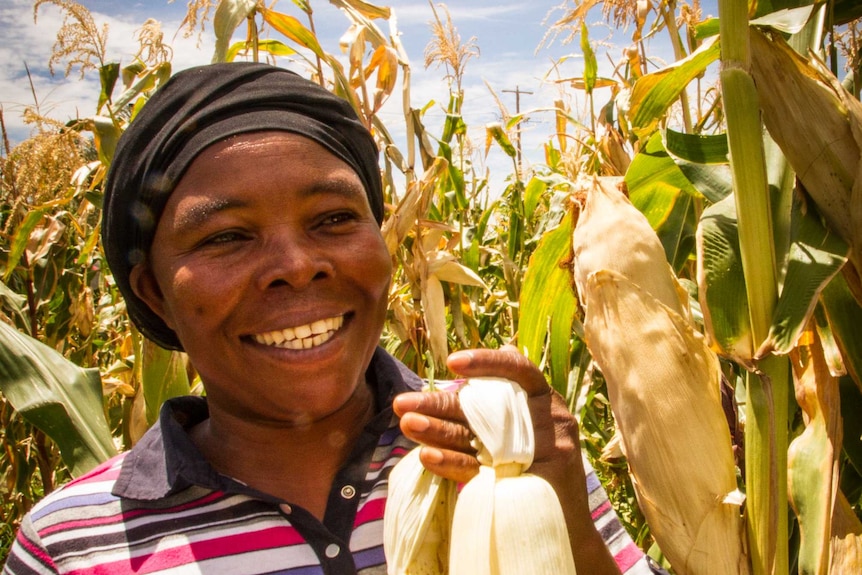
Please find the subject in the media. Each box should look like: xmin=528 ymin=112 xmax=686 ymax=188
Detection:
xmin=788 ymin=331 xmax=843 ymax=575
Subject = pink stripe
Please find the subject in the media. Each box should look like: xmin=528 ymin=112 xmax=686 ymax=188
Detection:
xmin=368 ymin=446 xmax=410 ymax=471
xmin=17 ymin=532 xmax=57 ymax=570
xmin=66 ymin=525 xmax=303 ymax=575
xmin=40 ymin=491 xmax=227 ymax=537
xmin=616 ymin=542 xmax=646 ymax=571
xmin=354 ymin=497 xmax=385 ymax=527
xmin=67 ymin=457 xmax=124 ymax=485
xmin=591 ymin=499 xmax=611 ymax=520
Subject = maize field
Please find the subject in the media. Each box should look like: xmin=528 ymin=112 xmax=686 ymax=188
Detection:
xmin=2 ymin=0 xmax=862 ymax=573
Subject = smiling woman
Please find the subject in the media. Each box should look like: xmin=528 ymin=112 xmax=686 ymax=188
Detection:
xmin=2 ymin=62 xmax=654 ymax=575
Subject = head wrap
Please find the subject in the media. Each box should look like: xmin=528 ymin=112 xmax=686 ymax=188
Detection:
xmin=102 ymin=62 xmax=383 ymax=350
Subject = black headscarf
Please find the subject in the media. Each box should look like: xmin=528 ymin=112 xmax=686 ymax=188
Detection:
xmin=102 ymin=62 xmax=383 ymax=350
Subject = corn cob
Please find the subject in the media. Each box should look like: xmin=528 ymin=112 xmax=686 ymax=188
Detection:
xmin=749 ymin=27 xmax=862 ymax=278
xmin=571 ymin=176 xmax=688 ymax=319
xmin=572 ymin=176 xmax=749 ymax=575
xmin=384 ymin=448 xmax=455 ymax=574
xmin=384 ymin=378 xmax=577 ymax=575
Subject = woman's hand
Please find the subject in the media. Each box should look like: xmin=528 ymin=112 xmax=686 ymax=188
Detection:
xmin=392 ymin=345 xmax=620 ymax=574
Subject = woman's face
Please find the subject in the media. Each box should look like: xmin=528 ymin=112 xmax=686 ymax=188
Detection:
xmin=131 ymin=131 xmax=392 ymax=424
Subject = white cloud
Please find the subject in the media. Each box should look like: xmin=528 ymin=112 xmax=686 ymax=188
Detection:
xmin=0 ymin=0 xmax=212 ymax=144
xmin=0 ymin=0 xmax=641 ymax=192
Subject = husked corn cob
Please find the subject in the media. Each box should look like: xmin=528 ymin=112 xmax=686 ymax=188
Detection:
xmin=384 ymin=448 xmax=455 ymax=574
xmin=384 ymin=378 xmax=577 ymax=575
xmin=450 ymin=378 xmax=576 ymax=575
xmin=572 ymin=176 xmax=749 ymax=575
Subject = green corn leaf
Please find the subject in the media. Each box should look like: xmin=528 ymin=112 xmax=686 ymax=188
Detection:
xmin=518 ymin=212 xmax=579 ymax=396
xmin=697 ymin=195 xmax=753 ymax=364
xmin=820 ymin=271 xmax=862 ymax=390
xmin=626 ymin=132 xmax=700 ymax=270
xmin=97 ymin=62 xmax=119 ymax=112
xmin=113 ymin=62 xmax=172 ymax=113
xmin=138 ymin=337 xmax=192 ymax=427
xmin=524 ymin=176 xmax=546 ymax=224
xmin=760 ymin=197 xmax=849 ymax=356
xmin=226 ymin=39 xmax=297 ymax=61
xmin=663 ymin=129 xmax=733 ymax=203
xmin=580 ymin=21 xmax=597 ymax=95
xmin=628 ymin=35 xmax=720 ymax=139
xmin=0 ymin=281 xmax=29 ymax=332
xmin=0 ymin=322 xmax=116 ymax=476
xmin=664 ymin=129 xmax=729 ymax=164
xmin=212 ymin=0 xmax=258 ymax=63
xmin=3 ymin=208 xmax=47 ymax=283
xmin=626 ymin=132 xmax=702 ymax=215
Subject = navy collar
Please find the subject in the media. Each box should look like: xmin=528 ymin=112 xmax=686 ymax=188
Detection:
xmin=113 ymin=347 xmax=421 ymax=501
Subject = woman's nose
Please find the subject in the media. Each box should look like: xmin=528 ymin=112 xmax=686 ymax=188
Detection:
xmin=255 ymin=231 xmax=334 ymax=291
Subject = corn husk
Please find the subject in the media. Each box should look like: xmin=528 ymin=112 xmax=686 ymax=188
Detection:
xmin=749 ymin=27 xmax=862 ymax=279
xmin=572 ymin=176 xmax=689 ymax=319
xmin=573 ymin=176 xmax=749 ymax=575
xmin=449 ymin=378 xmax=576 ymax=575
xmin=384 ymin=448 xmax=455 ymax=574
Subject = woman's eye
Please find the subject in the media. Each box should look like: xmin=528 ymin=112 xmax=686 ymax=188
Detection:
xmin=202 ymin=230 xmax=247 ymax=246
xmin=321 ymin=212 xmax=356 ymax=226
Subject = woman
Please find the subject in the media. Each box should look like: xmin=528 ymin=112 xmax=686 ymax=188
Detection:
xmin=3 ymin=62 xmax=652 ymax=574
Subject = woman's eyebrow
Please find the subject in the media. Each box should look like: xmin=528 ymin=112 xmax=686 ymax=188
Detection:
xmin=173 ymin=197 xmax=244 ymax=232
xmin=305 ymin=176 xmax=367 ymax=200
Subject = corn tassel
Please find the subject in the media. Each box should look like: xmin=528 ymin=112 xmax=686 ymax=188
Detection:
xmin=572 ymin=176 xmax=749 ymax=575
xmin=384 ymin=378 xmax=576 ymax=575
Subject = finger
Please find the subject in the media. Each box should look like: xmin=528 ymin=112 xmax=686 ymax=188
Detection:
xmin=392 ymin=390 xmax=465 ymax=421
xmin=446 ymin=346 xmax=550 ymax=397
xmin=399 ymin=412 xmax=475 ymax=454
xmin=417 ymin=446 xmax=480 ymax=485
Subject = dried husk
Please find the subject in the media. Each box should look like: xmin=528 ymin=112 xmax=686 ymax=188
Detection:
xmin=573 ymin=176 xmax=748 ymax=574
xmin=749 ymin=27 xmax=862 ymax=277
xmin=572 ymin=176 xmax=688 ymax=319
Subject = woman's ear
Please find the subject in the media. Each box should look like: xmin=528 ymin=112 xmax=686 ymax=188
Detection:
xmin=129 ymin=263 xmax=175 ymax=330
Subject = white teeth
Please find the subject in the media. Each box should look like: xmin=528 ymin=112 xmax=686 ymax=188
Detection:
xmin=311 ymin=319 xmax=328 ymax=335
xmin=252 ymin=315 xmax=344 ymax=350
xmin=295 ymin=324 xmax=312 ymax=339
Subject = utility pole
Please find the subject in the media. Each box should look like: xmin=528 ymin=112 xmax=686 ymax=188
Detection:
xmin=502 ymin=86 xmax=533 ymax=177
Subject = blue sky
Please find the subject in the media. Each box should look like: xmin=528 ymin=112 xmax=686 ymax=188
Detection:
xmin=0 ymin=0 xmax=718 ymax=186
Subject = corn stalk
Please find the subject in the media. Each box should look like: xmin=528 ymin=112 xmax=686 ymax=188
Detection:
xmin=718 ymin=1 xmax=790 ymax=572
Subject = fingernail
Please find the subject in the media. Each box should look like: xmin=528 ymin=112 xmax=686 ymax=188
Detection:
xmin=393 ymin=394 xmax=420 ymax=414
xmin=421 ymin=447 xmax=444 ymax=464
xmin=447 ymin=350 xmax=473 ymax=370
xmin=405 ymin=413 xmax=430 ymax=432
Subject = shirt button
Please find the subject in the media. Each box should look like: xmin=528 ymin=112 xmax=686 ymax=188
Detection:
xmin=325 ymin=543 xmax=340 ymax=558
xmin=340 ymin=485 xmax=357 ymax=499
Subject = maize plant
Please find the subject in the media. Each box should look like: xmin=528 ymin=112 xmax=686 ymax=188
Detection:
xmin=4 ymin=0 xmax=862 ymax=572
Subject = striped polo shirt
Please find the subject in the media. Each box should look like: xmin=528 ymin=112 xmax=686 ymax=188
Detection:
xmin=4 ymin=348 xmax=654 ymax=575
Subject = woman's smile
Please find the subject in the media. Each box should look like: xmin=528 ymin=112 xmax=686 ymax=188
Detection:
xmin=251 ymin=314 xmax=345 ymax=349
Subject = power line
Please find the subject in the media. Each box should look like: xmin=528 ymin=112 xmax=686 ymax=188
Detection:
xmin=502 ymin=86 xmax=533 ymax=176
